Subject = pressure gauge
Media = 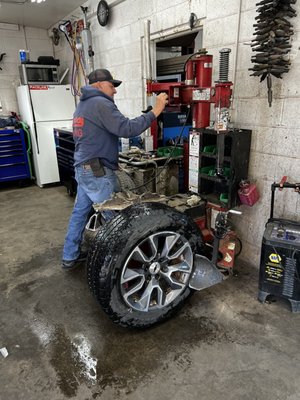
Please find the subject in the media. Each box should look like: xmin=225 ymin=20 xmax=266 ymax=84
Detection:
xmin=97 ymin=0 xmax=109 ymax=26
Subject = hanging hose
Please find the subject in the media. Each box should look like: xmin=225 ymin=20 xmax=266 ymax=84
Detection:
xmin=59 ymin=20 xmax=87 ymax=97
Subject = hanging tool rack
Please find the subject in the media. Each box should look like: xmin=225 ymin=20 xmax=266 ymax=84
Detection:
xmin=249 ymin=0 xmax=297 ymax=106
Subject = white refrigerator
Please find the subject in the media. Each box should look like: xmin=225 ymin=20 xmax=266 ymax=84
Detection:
xmin=16 ymin=84 xmax=75 ymax=187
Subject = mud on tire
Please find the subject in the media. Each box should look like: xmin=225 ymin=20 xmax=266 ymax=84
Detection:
xmin=87 ymin=202 xmax=203 ymax=329
xmin=115 ymin=169 xmax=141 ymax=194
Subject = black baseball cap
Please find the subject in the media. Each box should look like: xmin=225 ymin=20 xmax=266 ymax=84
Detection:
xmin=88 ymin=69 xmax=122 ymax=87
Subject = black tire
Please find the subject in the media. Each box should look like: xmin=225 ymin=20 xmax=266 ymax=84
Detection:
xmin=83 ymin=170 xmax=138 ymax=250
xmin=115 ymin=169 xmax=141 ymax=194
xmin=87 ymin=202 xmax=203 ymax=329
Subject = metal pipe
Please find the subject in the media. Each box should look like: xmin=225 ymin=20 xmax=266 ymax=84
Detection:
xmin=270 ymin=184 xmax=275 ymax=219
xmin=143 ymin=19 xmax=152 ymax=147
xmin=119 ymin=156 xmax=158 ymax=169
xmin=81 ymin=29 xmax=94 ymax=75
xmin=81 ymin=7 xmax=94 ymax=75
xmin=144 ymin=20 xmax=151 ymax=80
xmin=232 ymin=0 xmax=242 ymax=107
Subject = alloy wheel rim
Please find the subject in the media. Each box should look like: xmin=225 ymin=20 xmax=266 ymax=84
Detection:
xmin=120 ymin=231 xmax=193 ymax=312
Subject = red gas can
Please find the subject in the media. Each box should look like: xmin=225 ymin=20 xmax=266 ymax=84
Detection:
xmin=238 ymin=180 xmax=260 ymax=206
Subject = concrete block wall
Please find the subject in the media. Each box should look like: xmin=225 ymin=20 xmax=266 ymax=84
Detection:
xmin=52 ymin=0 xmax=300 ymax=267
xmin=203 ymin=0 xmax=300 ymax=266
xmin=0 ymin=25 xmax=54 ymax=116
xmin=53 ymin=0 xmax=206 ymax=116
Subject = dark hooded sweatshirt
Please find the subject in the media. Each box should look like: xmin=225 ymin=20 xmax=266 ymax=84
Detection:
xmin=73 ymin=86 xmax=156 ymax=169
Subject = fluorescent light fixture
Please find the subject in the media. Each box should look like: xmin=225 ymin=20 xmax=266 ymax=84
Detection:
xmin=31 ymin=0 xmax=46 ymax=3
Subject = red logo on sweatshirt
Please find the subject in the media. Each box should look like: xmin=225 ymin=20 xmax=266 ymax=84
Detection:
xmin=73 ymin=117 xmax=84 ymax=127
xmin=73 ymin=117 xmax=84 ymax=138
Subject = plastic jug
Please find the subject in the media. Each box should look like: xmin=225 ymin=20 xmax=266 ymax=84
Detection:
xmin=19 ymin=49 xmax=29 ymax=63
xmin=238 ymin=180 xmax=260 ymax=206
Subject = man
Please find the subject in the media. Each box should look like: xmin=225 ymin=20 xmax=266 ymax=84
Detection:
xmin=62 ymin=68 xmax=168 ymax=270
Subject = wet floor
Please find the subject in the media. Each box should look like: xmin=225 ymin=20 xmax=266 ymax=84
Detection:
xmin=1 ymin=183 xmax=300 ymax=400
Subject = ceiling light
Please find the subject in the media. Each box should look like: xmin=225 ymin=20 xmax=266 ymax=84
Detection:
xmin=31 ymin=0 xmax=46 ymax=3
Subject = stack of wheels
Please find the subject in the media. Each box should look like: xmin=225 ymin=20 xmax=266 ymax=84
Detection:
xmin=87 ymin=202 xmax=203 ymax=329
xmin=83 ymin=169 xmax=140 ymax=248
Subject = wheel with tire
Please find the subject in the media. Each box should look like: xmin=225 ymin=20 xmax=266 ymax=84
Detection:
xmin=87 ymin=202 xmax=203 ymax=328
xmin=115 ymin=169 xmax=141 ymax=194
xmin=83 ymin=170 xmax=139 ymax=249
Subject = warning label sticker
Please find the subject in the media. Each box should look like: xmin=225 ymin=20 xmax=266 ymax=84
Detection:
xmin=265 ymin=263 xmax=284 ymax=284
xmin=192 ymin=88 xmax=211 ymax=101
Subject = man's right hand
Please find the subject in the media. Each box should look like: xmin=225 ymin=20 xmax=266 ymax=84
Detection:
xmin=151 ymin=92 xmax=168 ymax=117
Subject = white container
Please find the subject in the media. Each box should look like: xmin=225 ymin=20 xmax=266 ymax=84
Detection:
xmin=144 ymin=135 xmax=153 ymax=152
xmin=120 ymin=138 xmax=129 ymax=152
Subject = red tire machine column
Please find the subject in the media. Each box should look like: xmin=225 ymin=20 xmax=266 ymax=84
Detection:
xmin=147 ymin=49 xmax=237 ymax=272
xmin=147 ymin=48 xmax=233 ymax=191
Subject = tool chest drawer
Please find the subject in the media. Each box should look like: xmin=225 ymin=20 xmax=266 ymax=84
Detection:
xmin=0 ymin=128 xmax=31 ymax=182
xmin=54 ymin=128 xmax=76 ymax=196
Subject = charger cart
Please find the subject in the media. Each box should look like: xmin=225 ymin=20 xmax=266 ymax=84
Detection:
xmin=258 ymin=178 xmax=300 ymax=312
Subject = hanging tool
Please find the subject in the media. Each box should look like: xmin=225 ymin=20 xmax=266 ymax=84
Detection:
xmin=80 ymin=6 xmax=95 ymax=75
xmin=249 ymin=0 xmax=297 ymax=106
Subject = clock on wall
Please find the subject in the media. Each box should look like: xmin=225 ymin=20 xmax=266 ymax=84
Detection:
xmin=97 ymin=0 xmax=109 ymax=27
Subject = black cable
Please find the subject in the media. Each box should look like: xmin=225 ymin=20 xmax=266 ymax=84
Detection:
xmin=183 ymin=52 xmax=198 ymax=76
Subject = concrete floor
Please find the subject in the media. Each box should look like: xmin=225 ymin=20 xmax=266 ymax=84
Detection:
xmin=0 ymin=183 xmax=300 ymax=400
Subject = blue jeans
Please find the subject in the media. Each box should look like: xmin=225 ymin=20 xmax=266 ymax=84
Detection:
xmin=63 ymin=165 xmax=120 ymax=261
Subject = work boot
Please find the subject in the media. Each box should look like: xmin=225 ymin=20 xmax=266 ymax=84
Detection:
xmin=62 ymin=252 xmax=88 ymax=270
